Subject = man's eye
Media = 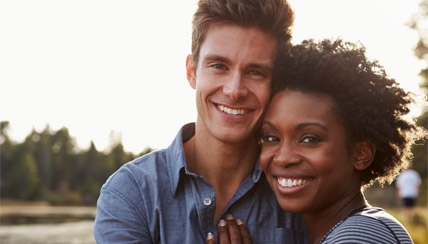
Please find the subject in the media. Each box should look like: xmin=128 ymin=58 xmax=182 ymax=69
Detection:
xmin=249 ymin=70 xmax=267 ymax=77
xmin=211 ymin=64 xmax=227 ymax=70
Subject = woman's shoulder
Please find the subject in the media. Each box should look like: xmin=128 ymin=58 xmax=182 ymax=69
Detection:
xmin=322 ymin=207 xmax=413 ymax=244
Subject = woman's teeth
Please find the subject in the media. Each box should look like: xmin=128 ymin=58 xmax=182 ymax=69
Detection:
xmin=277 ymin=177 xmax=310 ymax=187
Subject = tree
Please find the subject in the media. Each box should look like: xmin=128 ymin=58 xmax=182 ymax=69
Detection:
xmin=49 ymin=127 xmax=76 ymax=195
xmin=6 ymin=146 xmax=41 ymax=199
xmin=408 ymin=0 xmax=428 ymax=90
xmin=0 ymin=121 xmax=13 ymax=192
xmin=364 ymin=1 xmax=428 ymax=207
xmin=79 ymin=141 xmax=102 ymax=204
xmin=408 ymin=0 xmax=428 ymax=205
xmin=0 ymin=122 xmax=151 ymax=204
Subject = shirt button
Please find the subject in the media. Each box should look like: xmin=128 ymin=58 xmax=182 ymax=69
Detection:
xmin=203 ymin=197 xmax=212 ymax=206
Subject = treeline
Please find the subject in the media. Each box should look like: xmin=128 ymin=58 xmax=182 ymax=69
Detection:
xmin=0 ymin=118 xmax=427 ymax=207
xmin=0 ymin=121 xmax=154 ymax=205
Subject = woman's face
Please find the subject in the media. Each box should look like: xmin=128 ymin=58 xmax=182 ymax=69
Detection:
xmin=260 ymin=89 xmax=361 ymax=214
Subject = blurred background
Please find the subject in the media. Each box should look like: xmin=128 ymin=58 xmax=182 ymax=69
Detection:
xmin=1 ymin=0 xmax=427 ymax=243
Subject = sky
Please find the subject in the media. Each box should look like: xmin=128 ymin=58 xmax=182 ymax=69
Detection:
xmin=1 ymin=0 xmax=425 ymax=154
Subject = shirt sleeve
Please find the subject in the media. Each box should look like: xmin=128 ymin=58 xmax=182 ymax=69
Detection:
xmin=323 ymin=214 xmax=413 ymax=244
xmin=94 ymin=169 xmax=152 ymax=244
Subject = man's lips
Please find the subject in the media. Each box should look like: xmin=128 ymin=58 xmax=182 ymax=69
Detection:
xmin=216 ymin=104 xmax=250 ymax=116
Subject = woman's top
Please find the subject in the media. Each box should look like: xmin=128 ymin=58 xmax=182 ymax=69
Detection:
xmin=320 ymin=206 xmax=413 ymax=244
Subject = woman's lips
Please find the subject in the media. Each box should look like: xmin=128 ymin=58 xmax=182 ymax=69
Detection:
xmin=274 ymin=176 xmax=313 ymax=194
xmin=277 ymin=177 xmax=312 ymax=187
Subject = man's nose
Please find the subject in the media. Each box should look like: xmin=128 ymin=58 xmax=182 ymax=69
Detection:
xmin=223 ymin=72 xmax=248 ymax=101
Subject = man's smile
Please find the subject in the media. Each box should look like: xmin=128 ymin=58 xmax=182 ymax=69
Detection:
xmin=217 ymin=104 xmax=249 ymax=116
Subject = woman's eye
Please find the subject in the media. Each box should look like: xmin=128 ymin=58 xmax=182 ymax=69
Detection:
xmin=263 ymin=135 xmax=279 ymax=143
xmin=300 ymin=135 xmax=321 ymax=144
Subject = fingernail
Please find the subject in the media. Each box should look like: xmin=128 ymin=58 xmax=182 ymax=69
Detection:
xmin=226 ymin=214 xmax=234 ymax=220
xmin=207 ymin=232 xmax=214 ymax=240
xmin=219 ymin=219 xmax=226 ymax=226
xmin=236 ymin=219 xmax=243 ymax=225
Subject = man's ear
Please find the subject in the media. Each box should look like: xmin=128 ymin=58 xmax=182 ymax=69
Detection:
xmin=186 ymin=55 xmax=196 ymax=89
xmin=353 ymin=140 xmax=376 ymax=171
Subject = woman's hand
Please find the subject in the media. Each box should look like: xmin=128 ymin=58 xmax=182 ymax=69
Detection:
xmin=206 ymin=214 xmax=253 ymax=244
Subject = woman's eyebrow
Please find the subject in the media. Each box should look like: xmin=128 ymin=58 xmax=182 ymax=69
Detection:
xmin=262 ymin=121 xmax=276 ymax=130
xmin=296 ymin=122 xmax=328 ymax=131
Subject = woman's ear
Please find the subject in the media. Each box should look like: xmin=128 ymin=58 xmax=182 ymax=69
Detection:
xmin=353 ymin=140 xmax=376 ymax=171
xmin=186 ymin=55 xmax=196 ymax=89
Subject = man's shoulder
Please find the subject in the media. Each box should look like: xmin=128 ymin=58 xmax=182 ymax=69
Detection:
xmin=125 ymin=148 xmax=168 ymax=170
xmin=397 ymin=169 xmax=421 ymax=186
xmin=129 ymin=148 xmax=168 ymax=168
xmin=399 ymin=169 xmax=420 ymax=178
xmin=104 ymin=149 xmax=170 ymax=188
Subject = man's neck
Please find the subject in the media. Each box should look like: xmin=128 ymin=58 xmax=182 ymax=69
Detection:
xmin=183 ymin=125 xmax=260 ymax=221
xmin=184 ymin=131 xmax=260 ymax=187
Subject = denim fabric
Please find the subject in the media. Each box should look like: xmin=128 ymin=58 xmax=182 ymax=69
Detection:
xmin=94 ymin=123 xmax=308 ymax=244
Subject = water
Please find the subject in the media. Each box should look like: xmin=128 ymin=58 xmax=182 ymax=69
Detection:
xmin=0 ymin=221 xmax=95 ymax=244
xmin=1 ymin=204 xmax=96 ymax=244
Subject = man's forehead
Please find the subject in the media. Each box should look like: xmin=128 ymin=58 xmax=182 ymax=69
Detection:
xmin=199 ymin=24 xmax=277 ymax=65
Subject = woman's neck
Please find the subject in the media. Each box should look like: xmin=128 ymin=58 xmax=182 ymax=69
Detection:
xmin=304 ymin=189 xmax=368 ymax=244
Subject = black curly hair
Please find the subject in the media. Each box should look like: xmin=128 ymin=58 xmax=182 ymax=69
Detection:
xmin=272 ymin=38 xmax=427 ymax=187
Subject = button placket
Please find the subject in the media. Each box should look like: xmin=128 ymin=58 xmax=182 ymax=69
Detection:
xmin=203 ymin=197 xmax=212 ymax=206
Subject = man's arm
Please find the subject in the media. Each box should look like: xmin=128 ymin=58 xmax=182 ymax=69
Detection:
xmin=94 ymin=171 xmax=152 ymax=243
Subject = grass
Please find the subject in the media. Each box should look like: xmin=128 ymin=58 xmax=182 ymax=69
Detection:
xmin=384 ymin=206 xmax=427 ymax=244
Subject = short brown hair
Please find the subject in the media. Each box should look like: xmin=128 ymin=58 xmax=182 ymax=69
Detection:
xmin=191 ymin=0 xmax=294 ymax=67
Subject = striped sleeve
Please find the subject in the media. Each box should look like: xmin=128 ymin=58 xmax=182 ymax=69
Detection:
xmin=321 ymin=208 xmax=413 ymax=244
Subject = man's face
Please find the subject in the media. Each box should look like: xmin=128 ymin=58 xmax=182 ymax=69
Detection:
xmin=186 ymin=24 xmax=277 ymax=144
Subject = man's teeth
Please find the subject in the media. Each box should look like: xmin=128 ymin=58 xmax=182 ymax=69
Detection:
xmin=218 ymin=105 xmax=246 ymax=115
xmin=278 ymin=177 xmax=310 ymax=187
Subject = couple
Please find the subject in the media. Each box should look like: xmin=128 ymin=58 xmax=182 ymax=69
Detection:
xmin=94 ymin=0 xmax=426 ymax=243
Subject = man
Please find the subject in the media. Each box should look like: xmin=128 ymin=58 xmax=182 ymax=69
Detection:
xmin=94 ymin=0 xmax=307 ymax=243
xmin=396 ymin=166 xmax=421 ymax=221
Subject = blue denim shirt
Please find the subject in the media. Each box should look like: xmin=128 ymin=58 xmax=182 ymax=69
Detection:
xmin=94 ymin=123 xmax=308 ymax=243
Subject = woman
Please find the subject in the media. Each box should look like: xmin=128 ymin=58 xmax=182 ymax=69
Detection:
xmin=207 ymin=39 xmax=427 ymax=244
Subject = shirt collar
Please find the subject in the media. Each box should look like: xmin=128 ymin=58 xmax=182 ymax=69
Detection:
xmin=252 ymin=160 xmax=264 ymax=182
xmin=167 ymin=123 xmax=194 ymax=196
xmin=167 ymin=123 xmax=264 ymax=196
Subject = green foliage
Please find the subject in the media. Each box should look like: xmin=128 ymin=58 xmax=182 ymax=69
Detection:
xmin=0 ymin=121 xmax=155 ymax=205
xmin=409 ymin=0 xmax=428 ymax=205
xmin=6 ymin=150 xmax=41 ymax=200
xmin=409 ymin=0 xmax=428 ymax=88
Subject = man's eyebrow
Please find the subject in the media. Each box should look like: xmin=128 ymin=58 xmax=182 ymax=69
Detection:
xmin=296 ymin=122 xmax=328 ymax=131
xmin=247 ymin=63 xmax=273 ymax=72
xmin=203 ymin=55 xmax=231 ymax=64
xmin=247 ymin=62 xmax=273 ymax=71
xmin=203 ymin=55 xmax=273 ymax=71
